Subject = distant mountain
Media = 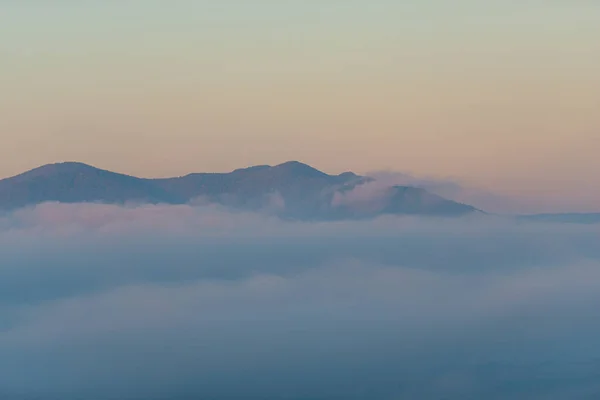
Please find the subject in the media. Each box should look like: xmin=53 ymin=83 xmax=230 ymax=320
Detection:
xmin=518 ymin=213 xmax=600 ymax=224
xmin=0 ymin=161 xmax=478 ymax=219
xmin=0 ymin=162 xmax=183 ymax=210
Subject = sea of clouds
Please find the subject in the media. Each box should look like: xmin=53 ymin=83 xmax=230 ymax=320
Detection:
xmin=1 ymin=202 xmax=600 ymax=399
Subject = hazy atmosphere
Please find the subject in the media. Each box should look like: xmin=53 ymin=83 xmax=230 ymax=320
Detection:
xmin=2 ymin=2 xmax=600 ymax=399
xmin=2 ymin=203 xmax=600 ymax=399
xmin=2 ymin=1 xmax=600 ymax=211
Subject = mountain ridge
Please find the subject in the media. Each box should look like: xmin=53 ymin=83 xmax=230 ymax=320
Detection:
xmin=0 ymin=161 xmax=479 ymax=219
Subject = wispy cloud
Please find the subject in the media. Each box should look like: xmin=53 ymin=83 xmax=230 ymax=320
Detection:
xmin=365 ymin=170 xmax=600 ymax=214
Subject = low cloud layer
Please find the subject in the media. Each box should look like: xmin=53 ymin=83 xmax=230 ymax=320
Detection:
xmin=1 ymin=203 xmax=600 ymax=399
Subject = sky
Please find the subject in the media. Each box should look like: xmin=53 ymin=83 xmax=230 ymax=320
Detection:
xmin=1 ymin=1 xmax=600 ymax=208
xmin=2 ymin=202 xmax=600 ymax=399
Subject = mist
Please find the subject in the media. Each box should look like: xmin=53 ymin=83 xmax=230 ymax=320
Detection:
xmin=1 ymin=203 xmax=600 ymax=399
xmin=365 ymin=170 xmax=600 ymax=215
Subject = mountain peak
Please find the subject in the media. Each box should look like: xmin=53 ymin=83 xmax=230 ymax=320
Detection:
xmin=8 ymin=162 xmax=102 ymax=181
xmin=41 ymin=161 xmax=95 ymax=168
xmin=231 ymin=165 xmax=271 ymax=174
xmin=338 ymin=171 xmax=359 ymax=179
xmin=272 ymin=161 xmax=328 ymax=178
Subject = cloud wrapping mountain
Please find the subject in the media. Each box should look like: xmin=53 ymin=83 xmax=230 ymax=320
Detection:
xmin=1 ymin=203 xmax=600 ymax=399
xmin=0 ymin=161 xmax=477 ymax=220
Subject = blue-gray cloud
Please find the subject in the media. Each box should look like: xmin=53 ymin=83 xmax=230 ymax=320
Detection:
xmin=1 ymin=203 xmax=600 ymax=399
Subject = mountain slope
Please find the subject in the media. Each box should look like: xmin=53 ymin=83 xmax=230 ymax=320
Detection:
xmin=327 ymin=184 xmax=477 ymax=220
xmin=0 ymin=161 xmax=478 ymax=219
xmin=518 ymin=213 xmax=600 ymax=224
xmin=152 ymin=161 xmax=363 ymax=218
xmin=0 ymin=162 xmax=183 ymax=209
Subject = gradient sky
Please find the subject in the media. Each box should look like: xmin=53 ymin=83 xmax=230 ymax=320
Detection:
xmin=1 ymin=1 xmax=599 ymax=209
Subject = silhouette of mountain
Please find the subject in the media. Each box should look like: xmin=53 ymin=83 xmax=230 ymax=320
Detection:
xmin=0 ymin=161 xmax=478 ymax=219
xmin=0 ymin=162 xmax=183 ymax=210
xmin=518 ymin=213 xmax=600 ymax=224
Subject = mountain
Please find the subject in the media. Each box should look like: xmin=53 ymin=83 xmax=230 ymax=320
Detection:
xmin=518 ymin=213 xmax=600 ymax=224
xmin=0 ymin=162 xmax=184 ymax=210
xmin=0 ymin=161 xmax=478 ymax=219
